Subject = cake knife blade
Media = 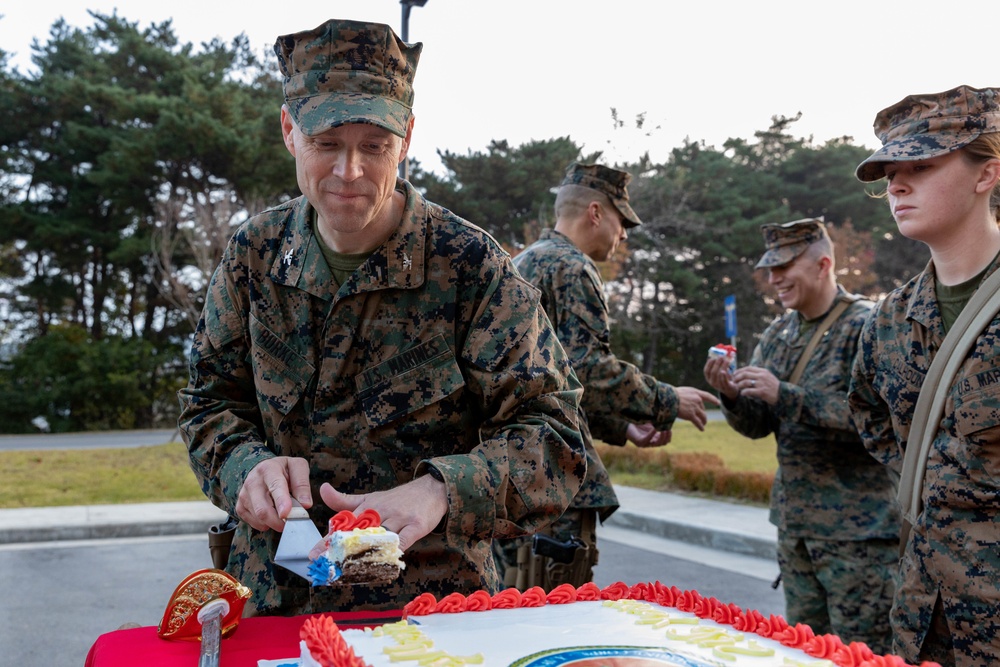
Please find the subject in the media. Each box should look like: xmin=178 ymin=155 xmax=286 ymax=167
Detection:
xmin=273 ymin=500 xmax=322 ymax=581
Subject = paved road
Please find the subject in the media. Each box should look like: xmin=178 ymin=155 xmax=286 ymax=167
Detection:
xmin=0 ymin=429 xmax=178 ymax=451
xmin=0 ymin=530 xmax=782 ymax=667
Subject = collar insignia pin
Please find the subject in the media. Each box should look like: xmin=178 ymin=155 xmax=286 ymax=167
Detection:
xmin=402 ymin=253 xmax=412 ymax=270
xmin=283 ymin=248 xmax=294 ymax=266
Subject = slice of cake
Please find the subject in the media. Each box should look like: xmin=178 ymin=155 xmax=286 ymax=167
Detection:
xmin=308 ymin=509 xmax=404 ymax=586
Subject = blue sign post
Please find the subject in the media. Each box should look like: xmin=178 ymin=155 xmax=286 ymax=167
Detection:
xmin=724 ymin=295 xmax=738 ymax=355
xmin=724 ymin=295 xmax=737 ymax=339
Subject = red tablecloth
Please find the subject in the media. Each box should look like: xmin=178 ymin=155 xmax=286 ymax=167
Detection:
xmin=84 ymin=610 xmax=402 ymax=667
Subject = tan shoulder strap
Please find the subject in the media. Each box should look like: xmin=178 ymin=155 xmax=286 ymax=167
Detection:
xmin=788 ymin=294 xmax=864 ymax=386
xmin=898 ymin=267 xmax=1000 ymax=524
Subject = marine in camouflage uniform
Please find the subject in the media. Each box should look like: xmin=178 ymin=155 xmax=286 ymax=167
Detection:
xmin=705 ymin=219 xmax=899 ymax=653
xmin=177 ymin=19 xmax=586 ymax=616
xmin=493 ymin=164 xmax=715 ymax=590
xmin=849 ymin=85 xmax=1000 ymax=667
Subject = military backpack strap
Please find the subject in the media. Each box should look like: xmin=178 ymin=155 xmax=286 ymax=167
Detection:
xmin=898 ymin=268 xmax=1000 ymax=538
xmin=788 ymin=293 xmax=867 ymax=386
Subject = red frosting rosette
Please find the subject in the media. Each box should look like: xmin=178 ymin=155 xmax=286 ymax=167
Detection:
xmin=490 ymin=588 xmax=522 ymax=609
xmin=757 ymin=613 xmax=789 ymax=638
xmin=402 ymin=592 xmax=437 ymax=618
xmin=464 ymin=590 xmax=492 ymax=611
xmin=652 ymin=582 xmax=681 ymax=608
xmin=733 ymin=608 xmax=764 ymax=633
xmin=574 ymin=582 xmax=601 ymax=601
xmin=328 ymin=508 xmax=383 ymax=533
xmin=352 ymin=509 xmax=382 ymax=529
xmin=520 ymin=586 xmax=547 ymax=607
xmin=674 ymin=589 xmax=702 ymax=612
xmin=803 ymin=633 xmax=845 ymax=660
xmin=773 ymin=622 xmax=815 ymax=648
xmin=545 ymin=583 xmax=578 ymax=604
xmin=600 ymin=581 xmax=630 ymax=600
xmin=433 ymin=592 xmax=468 ymax=613
xmin=833 ymin=641 xmax=876 ymax=667
xmin=693 ymin=595 xmax=721 ymax=620
xmin=711 ymin=602 xmax=742 ymax=626
xmin=629 ymin=582 xmax=655 ymax=601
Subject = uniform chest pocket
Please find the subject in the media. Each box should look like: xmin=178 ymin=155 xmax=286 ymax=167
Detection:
xmin=355 ymin=334 xmax=466 ymax=428
xmin=953 ymin=386 xmax=1000 ymax=482
xmin=249 ymin=314 xmax=315 ymax=416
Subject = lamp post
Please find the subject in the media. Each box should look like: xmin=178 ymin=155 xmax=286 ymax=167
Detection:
xmin=398 ymin=0 xmax=427 ymax=180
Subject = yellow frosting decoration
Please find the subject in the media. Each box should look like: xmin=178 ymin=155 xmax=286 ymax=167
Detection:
xmin=374 ymin=620 xmax=483 ymax=665
xmin=717 ymin=639 xmax=775 ymax=656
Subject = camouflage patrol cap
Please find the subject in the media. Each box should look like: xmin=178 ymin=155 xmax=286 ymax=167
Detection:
xmin=559 ymin=162 xmax=642 ymax=228
xmin=755 ymin=217 xmax=830 ymax=269
xmin=274 ymin=19 xmax=421 ymax=138
xmin=856 ymin=85 xmax=1000 ymax=182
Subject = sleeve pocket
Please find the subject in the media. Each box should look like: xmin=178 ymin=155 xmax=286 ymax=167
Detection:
xmin=356 ymin=334 xmax=466 ymax=428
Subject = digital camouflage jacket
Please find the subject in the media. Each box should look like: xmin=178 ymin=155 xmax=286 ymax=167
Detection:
xmin=178 ymin=182 xmax=586 ymax=616
xmin=514 ymin=231 xmax=680 ymax=429
xmin=850 ymin=258 xmax=1000 ymax=666
xmin=513 ymin=229 xmax=683 ymax=515
xmin=722 ymin=288 xmax=899 ymax=541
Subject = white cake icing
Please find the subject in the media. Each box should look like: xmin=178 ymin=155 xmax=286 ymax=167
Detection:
xmin=266 ymin=583 xmax=909 ymax=667
xmin=338 ymin=600 xmax=833 ymax=667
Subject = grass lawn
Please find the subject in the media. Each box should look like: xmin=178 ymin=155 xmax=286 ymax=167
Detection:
xmin=0 ymin=418 xmax=777 ymax=509
xmin=0 ymin=441 xmax=204 ymax=508
xmin=654 ymin=419 xmax=777 ymax=473
xmin=595 ymin=419 xmax=777 ymax=504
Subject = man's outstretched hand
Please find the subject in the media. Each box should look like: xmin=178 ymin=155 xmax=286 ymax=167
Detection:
xmin=675 ymin=386 xmax=721 ymax=431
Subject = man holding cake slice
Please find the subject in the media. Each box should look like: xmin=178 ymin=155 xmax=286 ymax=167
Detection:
xmin=177 ymin=18 xmax=587 ymax=616
xmin=703 ymin=218 xmax=900 ymax=653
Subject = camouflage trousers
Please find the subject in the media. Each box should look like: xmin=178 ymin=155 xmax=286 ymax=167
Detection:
xmin=777 ymin=533 xmax=898 ymax=654
xmin=492 ymin=508 xmax=598 ymax=592
xmin=908 ymin=594 xmax=954 ymax=666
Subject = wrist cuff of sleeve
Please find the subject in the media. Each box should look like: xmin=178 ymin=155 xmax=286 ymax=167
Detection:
xmin=424 ymin=465 xmax=447 ymax=533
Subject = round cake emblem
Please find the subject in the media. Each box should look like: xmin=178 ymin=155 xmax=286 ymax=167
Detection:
xmin=510 ymin=645 xmax=722 ymax=666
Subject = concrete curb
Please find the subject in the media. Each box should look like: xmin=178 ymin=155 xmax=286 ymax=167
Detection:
xmin=605 ymin=509 xmax=776 ymax=561
xmin=0 ymin=501 xmax=228 ymax=544
xmin=0 ymin=489 xmax=778 ymax=565
xmin=605 ymin=486 xmax=777 ymax=561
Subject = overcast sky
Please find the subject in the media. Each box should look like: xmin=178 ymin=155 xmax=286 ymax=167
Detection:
xmin=4 ymin=1 xmax=1000 ymax=175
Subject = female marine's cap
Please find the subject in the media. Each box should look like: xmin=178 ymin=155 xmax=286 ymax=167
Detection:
xmin=274 ymin=19 xmax=421 ymax=138
xmin=856 ymin=85 xmax=1000 ymax=182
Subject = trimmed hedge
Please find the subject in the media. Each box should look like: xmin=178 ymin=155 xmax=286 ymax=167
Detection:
xmin=595 ymin=443 xmax=773 ymax=505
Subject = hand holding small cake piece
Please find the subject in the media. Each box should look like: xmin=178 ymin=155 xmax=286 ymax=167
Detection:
xmin=707 ymin=344 xmax=737 ymax=374
xmin=308 ymin=509 xmax=405 ymax=586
